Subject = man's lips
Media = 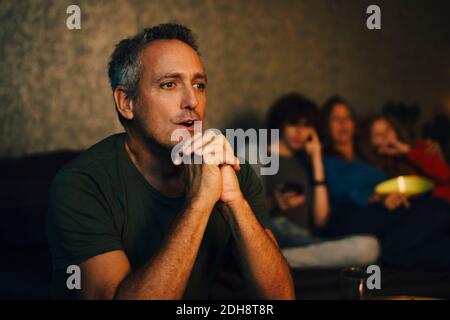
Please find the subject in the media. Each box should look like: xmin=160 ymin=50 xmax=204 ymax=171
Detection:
xmin=176 ymin=119 xmax=195 ymax=126
xmin=174 ymin=119 xmax=200 ymax=131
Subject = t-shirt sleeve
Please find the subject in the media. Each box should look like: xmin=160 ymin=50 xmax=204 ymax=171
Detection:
xmin=46 ymin=169 xmax=123 ymax=270
xmin=237 ymin=163 xmax=271 ymax=229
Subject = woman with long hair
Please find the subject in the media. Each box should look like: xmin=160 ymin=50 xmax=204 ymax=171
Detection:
xmin=358 ymin=115 xmax=450 ymax=202
xmin=320 ymin=96 xmax=450 ymax=271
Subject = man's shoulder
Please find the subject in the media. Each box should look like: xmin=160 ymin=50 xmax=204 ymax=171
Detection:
xmin=58 ymin=133 xmax=125 ymax=174
xmin=50 ymin=133 xmax=126 ymax=192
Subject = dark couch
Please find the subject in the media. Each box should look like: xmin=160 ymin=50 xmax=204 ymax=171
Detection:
xmin=0 ymin=151 xmax=79 ymax=299
xmin=1 ymin=151 xmax=449 ymax=299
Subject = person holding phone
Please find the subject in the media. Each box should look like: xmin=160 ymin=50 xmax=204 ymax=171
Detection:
xmin=264 ymin=93 xmax=380 ymax=269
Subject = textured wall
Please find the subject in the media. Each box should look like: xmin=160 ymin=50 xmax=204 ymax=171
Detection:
xmin=1 ymin=0 xmax=450 ymax=157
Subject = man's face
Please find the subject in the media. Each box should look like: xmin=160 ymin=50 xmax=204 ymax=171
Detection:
xmin=132 ymin=39 xmax=207 ymax=149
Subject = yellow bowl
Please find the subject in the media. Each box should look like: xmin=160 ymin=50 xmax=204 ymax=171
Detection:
xmin=375 ymin=175 xmax=435 ymax=196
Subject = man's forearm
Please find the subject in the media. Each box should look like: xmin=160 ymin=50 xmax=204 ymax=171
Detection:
xmin=114 ymin=200 xmax=213 ymax=299
xmin=220 ymin=199 xmax=295 ymax=300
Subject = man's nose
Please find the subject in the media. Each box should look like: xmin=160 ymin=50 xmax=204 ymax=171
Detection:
xmin=181 ymin=86 xmax=199 ymax=110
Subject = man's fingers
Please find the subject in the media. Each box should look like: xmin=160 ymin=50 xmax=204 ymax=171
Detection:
xmin=193 ymin=136 xmax=240 ymax=170
xmin=177 ymin=132 xmax=240 ymax=170
xmin=202 ymin=148 xmax=240 ymax=169
xmin=181 ymin=130 xmax=217 ymax=156
xmin=196 ymin=139 xmax=223 ymax=156
xmin=180 ymin=132 xmax=202 ymax=156
xmin=181 ymin=131 xmax=219 ymax=156
xmin=203 ymin=148 xmax=226 ymax=166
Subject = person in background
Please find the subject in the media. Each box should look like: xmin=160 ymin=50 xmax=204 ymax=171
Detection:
xmin=320 ymin=96 xmax=450 ymax=271
xmin=264 ymin=93 xmax=380 ymax=269
xmin=320 ymin=96 xmax=392 ymax=209
xmin=359 ymin=115 xmax=450 ymax=202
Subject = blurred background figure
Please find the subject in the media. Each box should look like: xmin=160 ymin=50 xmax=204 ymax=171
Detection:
xmin=358 ymin=115 xmax=450 ymax=202
xmin=263 ymin=93 xmax=380 ymax=269
xmin=423 ymin=113 xmax=450 ymax=163
xmin=320 ymin=97 xmax=450 ymax=271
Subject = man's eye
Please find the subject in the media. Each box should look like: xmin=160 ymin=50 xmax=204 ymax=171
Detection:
xmin=160 ymin=82 xmax=175 ymax=89
xmin=194 ymin=83 xmax=206 ymax=90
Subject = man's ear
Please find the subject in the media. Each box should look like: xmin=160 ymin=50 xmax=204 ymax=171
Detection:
xmin=113 ymin=86 xmax=135 ymax=121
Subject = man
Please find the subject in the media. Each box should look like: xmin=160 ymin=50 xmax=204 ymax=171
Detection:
xmin=47 ymin=23 xmax=294 ymax=300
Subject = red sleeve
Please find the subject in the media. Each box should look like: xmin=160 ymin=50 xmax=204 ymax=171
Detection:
xmin=407 ymin=140 xmax=450 ymax=183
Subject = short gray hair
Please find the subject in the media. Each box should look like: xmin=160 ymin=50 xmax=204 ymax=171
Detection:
xmin=108 ymin=23 xmax=199 ymax=125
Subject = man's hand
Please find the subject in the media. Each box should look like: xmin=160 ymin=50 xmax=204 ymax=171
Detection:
xmin=184 ymin=163 xmax=222 ymax=209
xmin=220 ymin=164 xmax=244 ymax=205
xmin=177 ymin=129 xmax=241 ymax=208
xmin=180 ymin=129 xmax=240 ymax=170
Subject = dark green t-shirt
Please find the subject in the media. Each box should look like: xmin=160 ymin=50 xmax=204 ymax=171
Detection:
xmin=46 ymin=133 xmax=269 ymax=299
